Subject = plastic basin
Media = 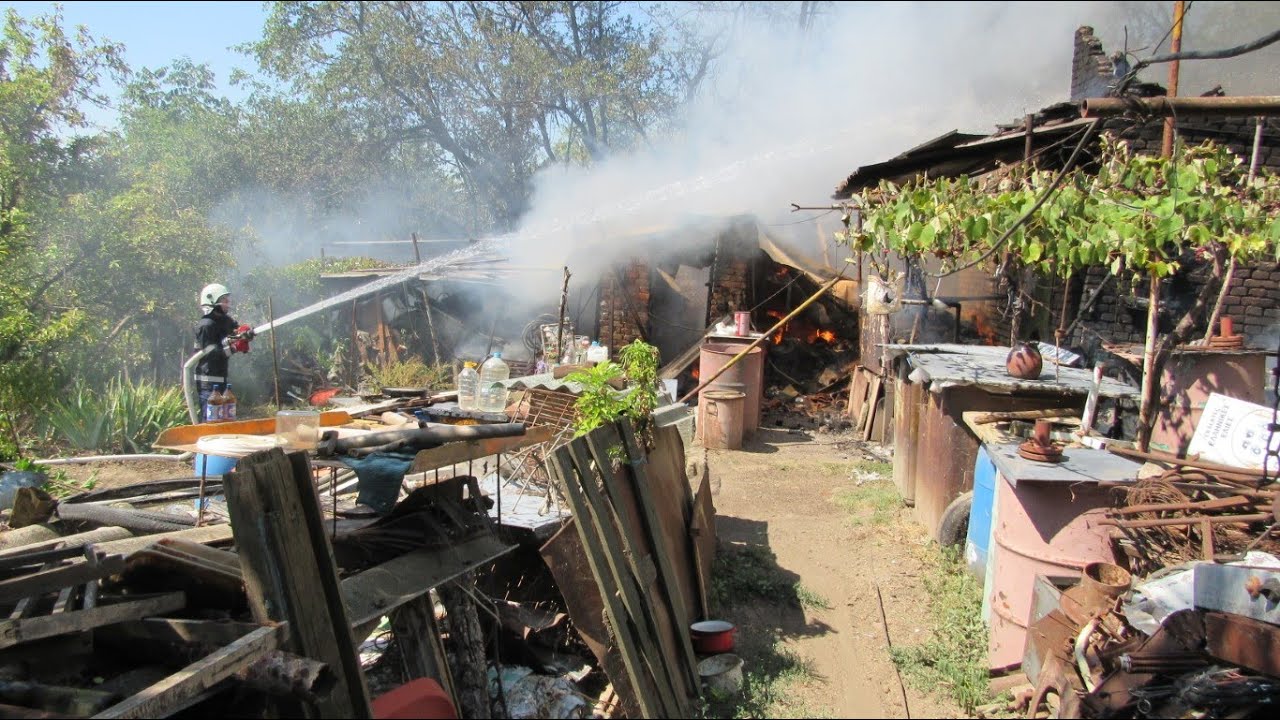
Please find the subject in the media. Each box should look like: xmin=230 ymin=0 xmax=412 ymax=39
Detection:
xmin=193 ymin=453 xmax=237 ymax=477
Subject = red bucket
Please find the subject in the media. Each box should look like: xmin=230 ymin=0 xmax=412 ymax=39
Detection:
xmin=690 ymin=620 xmax=736 ymax=654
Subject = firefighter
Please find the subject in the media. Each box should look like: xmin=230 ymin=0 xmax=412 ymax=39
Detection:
xmin=193 ymin=283 xmax=254 ymax=422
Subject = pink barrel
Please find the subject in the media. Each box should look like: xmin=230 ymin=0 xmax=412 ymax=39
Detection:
xmin=698 ymin=343 xmax=763 ymax=437
xmin=987 ymin=476 xmax=1115 ymax=671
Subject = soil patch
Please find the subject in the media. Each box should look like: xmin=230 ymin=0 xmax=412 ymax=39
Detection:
xmin=705 ymin=427 xmax=963 ymax=718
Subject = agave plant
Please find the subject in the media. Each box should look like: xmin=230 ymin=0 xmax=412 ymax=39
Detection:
xmin=107 ymin=378 xmax=189 ymax=453
xmin=46 ymin=386 xmax=113 ymax=452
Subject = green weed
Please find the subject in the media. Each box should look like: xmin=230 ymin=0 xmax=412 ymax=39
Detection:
xmin=857 ymin=460 xmax=893 ymax=478
xmin=45 ymin=378 xmax=187 ymax=453
xmin=889 ymin=546 xmax=989 ymax=714
xmin=795 ymin=583 xmax=832 ymax=611
xmin=835 ymin=478 xmax=901 ymax=526
xmin=710 ymin=544 xmax=796 ymax=609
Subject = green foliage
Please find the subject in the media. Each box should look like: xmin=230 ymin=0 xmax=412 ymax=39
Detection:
xmin=890 ymin=546 xmax=989 ymax=715
xmin=45 ymin=378 xmax=187 ymax=453
xmin=618 ymin=339 xmax=660 ymax=442
xmin=835 ymin=464 xmax=902 ymax=526
xmin=567 ymin=361 xmax=629 ymax=437
xmin=795 ymin=583 xmax=832 ymax=610
xmin=365 ymin=358 xmax=453 ymax=393
xmin=845 ymin=138 xmax=1280 ymax=279
xmin=710 ymin=544 xmax=797 ymax=609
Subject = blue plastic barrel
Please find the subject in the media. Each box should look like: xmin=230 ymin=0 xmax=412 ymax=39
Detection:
xmin=193 ymin=453 xmax=237 ymax=477
xmin=965 ymin=446 xmax=998 ymax=579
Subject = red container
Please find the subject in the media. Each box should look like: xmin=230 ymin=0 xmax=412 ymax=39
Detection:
xmin=690 ymin=620 xmax=736 ymax=654
xmin=733 ymin=311 xmax=751 ymax=336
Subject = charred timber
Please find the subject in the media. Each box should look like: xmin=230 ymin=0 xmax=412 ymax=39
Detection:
xmin=320 ymin=423 xmax=526 ymax=455
xmin=1080 ymin=96 xmax=1280 ymax=118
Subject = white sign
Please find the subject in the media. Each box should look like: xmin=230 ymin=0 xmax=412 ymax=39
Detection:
xmin=1187 ymin=393 xmax=1279 ymax=473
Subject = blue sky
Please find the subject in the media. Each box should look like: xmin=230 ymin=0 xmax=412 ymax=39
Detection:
xmin=2 ymin=1 xmax=270 ymax=128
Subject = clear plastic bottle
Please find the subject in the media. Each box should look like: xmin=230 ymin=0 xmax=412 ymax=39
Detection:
xmin=223 ymin=384 xmax=237 ymax=421
xmin=478 ymin=352 xmax=510 ymax=413
xmin=457 ymin=361 xmax=480 ymax=411
xmin=587 ymin=341 xmax=609 ymax=364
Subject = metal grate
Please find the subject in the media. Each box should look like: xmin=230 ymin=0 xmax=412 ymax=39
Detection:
xmin=515 ymin=388 xmax=580 ymax=431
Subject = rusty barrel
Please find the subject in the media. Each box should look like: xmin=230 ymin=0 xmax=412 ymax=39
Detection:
xmin=698 ymin=343 xmax=763 ymax=437
xmin=701 ymin=390 xmax=746 ymax=450
xmin=986 ymin=476 xmax=1114 ymax=671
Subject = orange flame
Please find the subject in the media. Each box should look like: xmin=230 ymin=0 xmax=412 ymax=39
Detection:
xmin=972 ymin=314 xmax=1000 ymax=346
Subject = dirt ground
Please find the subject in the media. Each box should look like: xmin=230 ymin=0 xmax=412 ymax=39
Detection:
xmin=51 ymin=458 xmax=200 ymax=491
xmin=705 ymin=426 xmax=963 ymax=719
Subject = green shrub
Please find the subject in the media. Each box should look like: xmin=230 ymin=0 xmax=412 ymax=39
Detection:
xmin=46 ymin=378 xmax=188 ymax=453
xmin=365 ymin=358 xmax=453 ymax=393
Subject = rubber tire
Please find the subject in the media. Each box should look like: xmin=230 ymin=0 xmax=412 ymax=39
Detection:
xmin=937 ymin=490 xmax=973 ymax=547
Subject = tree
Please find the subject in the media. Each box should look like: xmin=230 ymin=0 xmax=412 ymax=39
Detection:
xmin=248 ymin=1 xmax=714 ymax=230
xmin=0 ymin=7 xmax=126 ymax=418
xmin=843 ymin=134 xmax=1280 ymax=450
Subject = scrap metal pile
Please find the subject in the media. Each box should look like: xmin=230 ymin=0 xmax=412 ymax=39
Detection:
xmin=1016 ymin=446 xmax=1280 ymax=719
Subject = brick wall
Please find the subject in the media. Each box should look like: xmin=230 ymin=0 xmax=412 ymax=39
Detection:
xmin=597 ymin=259 xmax=650 ymax=351
xmin=1071 ymin=26 xmax=1116 ymax=102
xmin=706 ymin=230 xmax=757 ymax=323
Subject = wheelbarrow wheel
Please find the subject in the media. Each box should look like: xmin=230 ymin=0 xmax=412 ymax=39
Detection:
xmin=937 ymin=490 xmax=973 ymax=547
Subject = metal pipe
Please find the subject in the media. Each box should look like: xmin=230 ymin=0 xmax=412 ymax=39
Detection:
xmin=1162 ymin=1 xmax=1186 ymax=158
xmin=1080 ymin=95 xmax=1280 ymax=118
xmin=678 ymin=261 xmax=851 ymax=404
xmin=34 ymin=452 xmax=193 ymax=466
xmin=329 ymin=422 xmax=527 ymax=452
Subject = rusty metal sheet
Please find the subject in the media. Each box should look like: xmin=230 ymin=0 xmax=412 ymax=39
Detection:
xmin=1204 ymin=611 xmax=1280 ymax=677
xmin=538 ymin=520 xmax=641 ymax=719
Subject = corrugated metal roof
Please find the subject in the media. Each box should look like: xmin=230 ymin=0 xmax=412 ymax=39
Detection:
xmin=883 ymin=343 xmax=1140 ymax=399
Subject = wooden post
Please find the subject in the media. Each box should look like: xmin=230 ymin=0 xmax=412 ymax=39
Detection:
xmin=411 ymin=232 xmax=423 ymax=265
xmin=419 ymin=287 xmax=441 ymax=364
xmin=224 ymin=449 xmax=372 ymax=718
xmin=269 ymin=296 xmax=282 ymax=409
xmin=390 ymin=594 xmax=459 ymax=709
xmin=1161 ymin=1 xmax=1186 ymax=159
xmin=556 ymin=266 xmax=571 ymax=365
xmin=437 ymin=575 xmax=495 ymax=719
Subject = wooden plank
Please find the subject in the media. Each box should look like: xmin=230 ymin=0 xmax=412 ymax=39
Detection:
xmin=225 ymin=449 xmax=371 ymax=718
xmin=689 ymin=472 xmax=716 ymax=620
xmin=0 ymin=592 xmax=185 ymax=650
xmin=564 ymin=440 xmax=681 ymax=716
xmin=408 ymin=425 xmax=556 ymax=474
xmin=92 ymin=525 xmax=235 ymax=559
xmin=0 ymin=528 xmax=133 ymax=562
xmin=584 ymin=429 xmax=695 ymax=707
xmin=617 ymin=421 xmax=701 ymax=710
xmin=0 ymin=555 xmax=125 ymax=605
xmin=340 ymin=536 xmax=514 ymax=629
xmin=538 ymin=521 xmax=640 ymax=719
xmin=92 ymin=624 xmax=282 ymax=719
xmin=862 ymin=374 xmax=883 ymax=441
xmin=847 ymin=365 xmax=867 ymax=421
xmin=100 ymin=618 xmax=262 ymax=649
xmin=390 ymin=595 xmax=454 ymax=702
xmin=547 ymin=449 xmax=663 ymax=719
xmin=153 ymin=412 xmax=352 ymax=451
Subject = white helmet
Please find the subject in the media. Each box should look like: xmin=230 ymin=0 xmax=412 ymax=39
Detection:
xmin=199 ymin=283 xmax=230 ymax=310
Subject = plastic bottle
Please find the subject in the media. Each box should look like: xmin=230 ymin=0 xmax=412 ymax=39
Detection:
xmin=577 ymin=338 xmax=591 ymax=364
xmin=478 ymin=352 xmax=510 ymax=413
xmin=223 ymin=384 xmax=237 ymax=421
xmin=206 ymin=387 xmax=225 ymax=423
xmin=587 ymin=341 xmax=609 ymax=364
xmin=457 ymin=361 xmax=480 ymax=411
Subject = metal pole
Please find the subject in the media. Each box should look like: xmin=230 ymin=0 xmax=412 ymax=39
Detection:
xmin=678 ymin=263 xmax=850 ymax=404
xmin=1161 ymin=1 xmax=1186 ymax=158
xmin=269 ymin=296 xmax=282 ymax=409
xmin=1142 ymin=0 xmax=1184 ymax=451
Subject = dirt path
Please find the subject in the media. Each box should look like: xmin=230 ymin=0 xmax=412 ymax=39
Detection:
xmin=706 ymin=427 xmax=962 ymax=718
